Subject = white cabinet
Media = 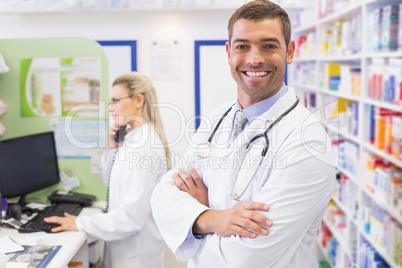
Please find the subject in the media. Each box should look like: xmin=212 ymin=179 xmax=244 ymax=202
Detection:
xmin=289 ymin=0 xmax=402 ymax=267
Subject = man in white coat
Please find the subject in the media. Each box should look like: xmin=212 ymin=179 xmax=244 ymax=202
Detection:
xmin=151 ymin=0 xmax=336 ymax=267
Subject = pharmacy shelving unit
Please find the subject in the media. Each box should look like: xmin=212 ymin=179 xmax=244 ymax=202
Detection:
xmin=0 ymin=0 xmax=308 ymax=13
xmin=288 ymin=0 xmax=402 ymax=267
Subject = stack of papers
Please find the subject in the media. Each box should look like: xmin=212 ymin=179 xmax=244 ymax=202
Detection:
xmin=0 ymin=236 xmax=61 ymax=268
xmin=0 ymin=236 xmax=24 ymax=254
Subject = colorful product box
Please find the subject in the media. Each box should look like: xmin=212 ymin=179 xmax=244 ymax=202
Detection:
xmin=375 ymin=107 xmax=401 ymax=150
xmin=389 ymin=178 xmax=402 ymax=208
xmin=375 ymin=168 xmax=391 ymax=200
xmin=392 ymin=116 xmax=402 ymax=160
xmin=399 ymin=4 xmax=402 ymax=51
xmin=385 ymin=59 xmax=402 ymax=106
xmin=369 ymin=59 xmax=385 ymax=101
xmin=382 ymin=5 xmax=399 ymax=51
xmin=324 ymin=63 xmax=340 ymax=90
xmin=351 ymin=69 xmax=361 ymax=97
xmin=386 ymin=116 xmax=394 ymax=154
xmin=373 ymin=8 xmax=383 ymax=51
xmin=385 ymin=218 xmax=394 ymax=258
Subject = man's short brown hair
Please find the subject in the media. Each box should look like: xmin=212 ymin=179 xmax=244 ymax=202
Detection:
xmin=228 ymin=0 xmax=292 ymax=47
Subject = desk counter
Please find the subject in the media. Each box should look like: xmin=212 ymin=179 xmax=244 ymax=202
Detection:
xmin=1 ymin=227 xmax=87 ymax=267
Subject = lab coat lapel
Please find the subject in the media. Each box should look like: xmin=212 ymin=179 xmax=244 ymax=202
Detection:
xmin=239 ymin=87 xmax=298 ymax=146
xmin=209 ymin=87 xmax=297 ymax=158
xmin=211 ymin=106 xmax=238 ymax=158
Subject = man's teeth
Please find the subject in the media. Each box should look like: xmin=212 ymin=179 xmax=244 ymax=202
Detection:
xmin=245 ymin=71 xmax=269 ymax=77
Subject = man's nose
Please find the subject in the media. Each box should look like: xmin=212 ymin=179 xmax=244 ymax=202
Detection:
xmin=247 ymin=48 xmax=264 ymax=66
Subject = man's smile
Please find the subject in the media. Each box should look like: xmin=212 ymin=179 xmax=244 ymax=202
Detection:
xmin=243 ymin=71 xmax=271 ymax=77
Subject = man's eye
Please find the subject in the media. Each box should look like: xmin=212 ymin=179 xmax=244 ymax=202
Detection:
xmin=236 ymin=45 xmax=247 ymax=50
xmin=265 ymin=44 xmax=277 ymax=49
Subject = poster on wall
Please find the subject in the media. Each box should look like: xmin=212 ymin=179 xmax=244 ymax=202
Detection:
xmin=151 ymin=40 xmax=180 ymax=81
xmin=20 ymin=57 xmax=102 ymax=117
xmin=50 ymin=118 xmax=106 ymax=159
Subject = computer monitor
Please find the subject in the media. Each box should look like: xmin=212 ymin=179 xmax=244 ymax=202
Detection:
xmin=0 ymin=131 xmax=60 ymax=205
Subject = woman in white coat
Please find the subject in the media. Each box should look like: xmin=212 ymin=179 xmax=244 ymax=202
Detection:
xmin=45 ymin=72 xmax=170 ymax=268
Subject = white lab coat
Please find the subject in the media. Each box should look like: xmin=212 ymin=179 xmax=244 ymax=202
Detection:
xmin=151 ymin=87 xmax=336 ymax=268
xmin=76 ymin=124 xmax=166 ymax=268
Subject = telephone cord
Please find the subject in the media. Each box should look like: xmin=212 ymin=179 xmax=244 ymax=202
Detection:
xmin=103 ymin=148 xmax=118 ymax=213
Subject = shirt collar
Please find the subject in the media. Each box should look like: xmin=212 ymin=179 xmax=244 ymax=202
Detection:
xmin=234 ymin=83 xmax=288 ymax=124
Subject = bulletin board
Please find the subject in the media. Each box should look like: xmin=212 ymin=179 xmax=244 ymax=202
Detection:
xmin=0 ymin=37 xmax=109 ymax=200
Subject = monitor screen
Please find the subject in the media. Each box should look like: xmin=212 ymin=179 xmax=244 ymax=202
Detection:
xmin=0 ymin=131 xmax=60 ymax=199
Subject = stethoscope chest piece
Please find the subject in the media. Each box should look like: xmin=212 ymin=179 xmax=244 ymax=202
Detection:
xmin=196 ymin=143 xmax=211 ymax=158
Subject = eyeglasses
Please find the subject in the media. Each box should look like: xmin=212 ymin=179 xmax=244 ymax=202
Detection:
xmin=108 ymin=96 xmax=131 ymax=106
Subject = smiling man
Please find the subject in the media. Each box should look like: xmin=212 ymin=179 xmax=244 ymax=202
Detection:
xmin=151 ymin=1 xmax=336 ymax=267
xmin=227 ymin=18 xmax=293 ymax=108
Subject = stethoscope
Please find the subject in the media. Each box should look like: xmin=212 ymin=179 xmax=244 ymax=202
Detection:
xmin=196 ymin=96 xmax=300 ymax=201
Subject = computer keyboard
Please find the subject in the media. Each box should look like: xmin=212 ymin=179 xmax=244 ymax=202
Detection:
xmin=18 ymin=203 xmax=83 ymax=233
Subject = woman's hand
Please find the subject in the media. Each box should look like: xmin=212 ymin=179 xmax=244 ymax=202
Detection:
xmin=108 ymin=124 xmax=124 ymax=149
xmin=44 ymin=213 xmax=78 ymax=232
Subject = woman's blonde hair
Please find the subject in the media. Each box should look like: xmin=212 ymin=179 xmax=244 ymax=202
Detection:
xmin=113 ymin=71 xmax=171 ymax=169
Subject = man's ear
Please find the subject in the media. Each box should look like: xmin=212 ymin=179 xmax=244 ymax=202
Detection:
xmin=286 ymin=40 xmax=295 ymax=64
xmin=226 ymin=41 xmax=231 ymax=64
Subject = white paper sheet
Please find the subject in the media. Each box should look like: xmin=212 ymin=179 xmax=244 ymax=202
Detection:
xmin=0 ymin=236 xmax=24 ymax=254
xmin=151 ymin=40 xmax=180 ymax=81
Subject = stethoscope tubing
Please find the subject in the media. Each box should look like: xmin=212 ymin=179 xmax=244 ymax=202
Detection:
xmin=206 ymin=96 xmax=300 ymax=155
xmin=199 ymin=96 xmax=300 ymax=201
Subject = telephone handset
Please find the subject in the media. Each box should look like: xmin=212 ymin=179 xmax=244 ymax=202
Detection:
xmin=48 ymin=190 xmax=95 ymax=207
xmin=114 ymin=125 xmax=127 ymax=143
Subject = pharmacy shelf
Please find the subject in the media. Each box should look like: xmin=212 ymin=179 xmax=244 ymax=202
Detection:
xmin=0 ymin=6 xmax=239 ymax=13
xmin=331 ymin=188 xmax=399 ymax=267
xmin=336 ymin=166 xmax=357 ymax=181
xmin=291 ymin=1 xmax=363 ymax=35
xmin=293 ymin=84 xmax=361 ymax=102
xmin=365 ymin=0 xmax=402 ymax=8
xmin=365 ymin=51 xmax=402 ymax=58
xmin=336 ymin=165 xmax=360 ymax=188
xmin=293 ymin=23 xmax=316 ymax=35
xmin=362 ymin=187 xmax=402 ymax=224
xmin=317 ymin=89 xmax=360 ymax=102
xmin=361 ymin=97 xmax=402 ymax=113
xmin=318 ymin=2 xmax=362 ymax=25
xmin=366 ymin=0 xmax=401 ymax=4
xmin=322 ymin=217 xmax=353 ymax=259
xmin=0 ymin=4 xmax=308 ymax=14
xmin=292 ymin=83 xmax=318 ymax=92
xmin=293 ymin=57 xmax=317 ymax=62
xmin=295 ymin=85 xmax=401 ymax=111
xmin=360 ymin=228 xmax=396 ymax=267
xmin=332 ymin=196 xmax=358 ymax=227
xmin=289 ymin=0 xmax=402 ymax=266
xmin=314 ymin=236 xmax=331 ymax=264
xmin=363 ymin=143 xmax=402 ymax=168
xmin=327 ymin=124 xmax=360 ymax=144
xmin=317 ymin=54 xmax=363 ymax=62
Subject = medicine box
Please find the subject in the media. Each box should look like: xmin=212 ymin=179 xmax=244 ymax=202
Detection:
xmin=381 ymin=5 xmax=399 ymax=51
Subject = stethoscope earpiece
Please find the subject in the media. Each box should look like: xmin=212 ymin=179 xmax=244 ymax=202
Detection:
xmin=196 ymin=143 xmax=211 ymax=159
